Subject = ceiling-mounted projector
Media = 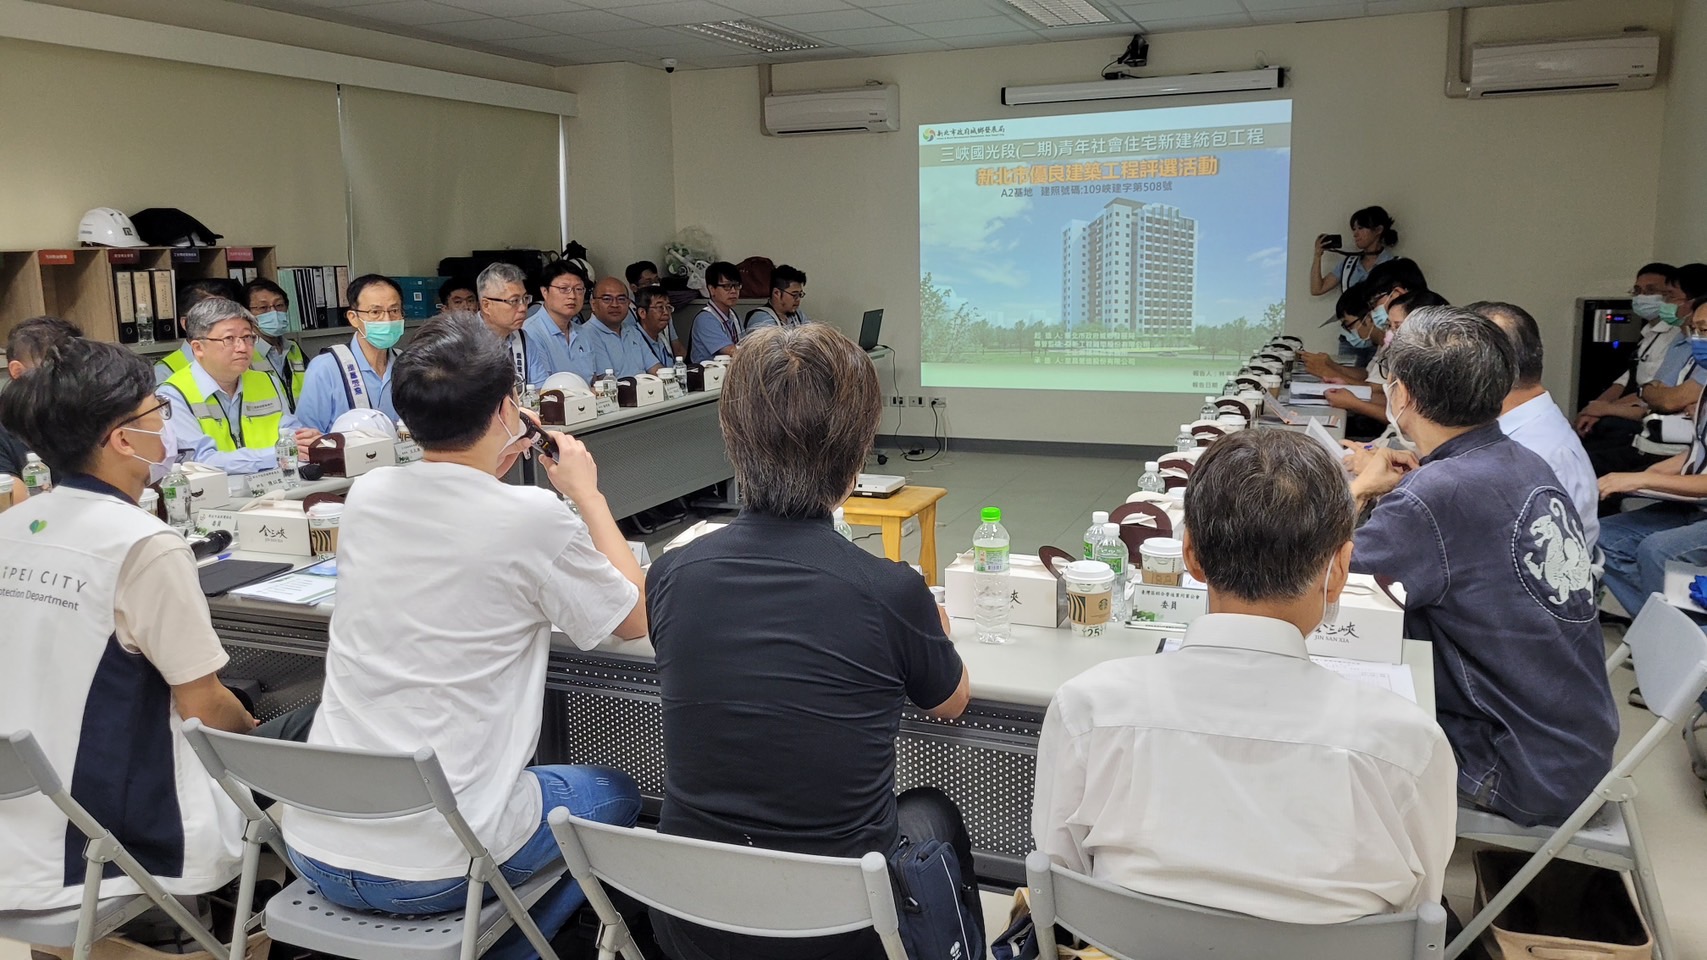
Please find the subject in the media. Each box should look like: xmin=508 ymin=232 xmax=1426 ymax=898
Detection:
xmin=1002 ymin=67 xmax=1284 ymax=106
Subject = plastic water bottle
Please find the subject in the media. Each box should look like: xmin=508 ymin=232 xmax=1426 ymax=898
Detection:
xmin=1221 ymin=377 xmax=1236 ymax=396
xmin=1138 ymin=461 xmax=1165 ymax=493
xmin=161 ymin=463 xmax=193 ymax=534
xmin=973 ymin=506 xmax=1012 ymax=644
xmin=1200 ymin=395 xmax=1218 ymax=420
xmin=22 ymin=453 xmax=51 ymax=496
xmin=674 ymin=356 xmax=689 ymax=391
xmin=0 ymin=474 xmax=13 ymax=512
xmin=522 ymin=383 xmax=541 ymax=413
xmin=1175 ymin=424 xmax=1195 ymax=452
xmin=1082 ymin=510 xmax=1110 ymax=560
xmin=833 ymin=506 xmax=854 ymax=541
xmin=137 ymin=299 xmax=155 ymax=345
xmin=275 ymin=427 xmax=299 ymax=488
xmin=1097 ymin=522 xmax=1130 ymax=624
xmin=595 ymin=369 xmax=619 ymax=415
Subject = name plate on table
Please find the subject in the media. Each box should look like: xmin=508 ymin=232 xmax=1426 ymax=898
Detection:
xmin=247 ymin=469 xmax=288 ymax=494
xmin=195 ymin=509 xmax=239 ymax=538
xmin=1130 ymin=582 xmax=1208 ymax=626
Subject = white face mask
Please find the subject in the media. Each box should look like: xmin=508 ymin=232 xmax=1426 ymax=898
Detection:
xmin=120 ymin=419 xmax=176 ymax=486
xmin=1384 ymin=381 xmax=1409 ymax=443
xmin=1321 ymin=556 xmax=1340 ymax=628
xmin=1631 ymin=293 xmax=1665 ymax=321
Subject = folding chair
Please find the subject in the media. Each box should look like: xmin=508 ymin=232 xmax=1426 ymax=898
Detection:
xmin=1448 ymin=593 xmax=1707 ymax=960
xmin=546 ymin=809 xmax=906 ymax=960
xmin=180 ymin=719 xmax=564 ymax=960
xmin=1023 ymin=851 xmax=1445 ymax=960
xmin=0 ymin=730 xmax=231 ymax=960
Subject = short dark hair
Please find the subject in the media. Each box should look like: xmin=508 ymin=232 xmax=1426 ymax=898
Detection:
xmin=624 ymin=260 xmax=658 ymax=286
xmin=705 ymin=261 xmax=741 ymax=290
xmin=439 ymin=276 xmax=476 ymax=303
xmin=1677 ymin=263 xmax=1707 ymax=302
xmin=1363 ymin=257 xmax=1428 ymax=305
xmin=1391 ymin=289 xmax=1449 ymax=312
xmin=1184 ymin=430 xmax=1355 ymax=602
xmin=244 ymin=278 xmax=289 ymax=308
xmin=634 ymin=285 xmax=670 ymax=312
xmin=1336 ymin=282 xmax=1369 ymax=321
xmin=347 ymin=273 xmax=401 ymax=307
xmin=6 ymin=315 xmax=83 ymax=365
xmin=1635 ymin=262 xmax=1678 ymax=284
xmin=0 ymin=337 xmax=155 ymax=477
xmin=770 ymin=264 xmax=807 ymax=293
xmin=720 ymin=325 xmax=880 ymax=519
xmin=1349 ymin=205 xmax=1398 ymax=247
xmin=179 ymin=278 xmax=244 ymax=316
xmin=539 ymin=259 xmax=589 ymax=294
xmin=392 ymin=312 xmax=515 ymax=452
xmin=1468 ymin=300 xmax=1544 ymax=388
xmin=1385 ymin=305 xmax=1515 ymax=427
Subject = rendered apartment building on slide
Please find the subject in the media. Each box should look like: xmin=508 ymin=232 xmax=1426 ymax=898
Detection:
xmin=1061 ymin=199 xmax=1199 ymax=341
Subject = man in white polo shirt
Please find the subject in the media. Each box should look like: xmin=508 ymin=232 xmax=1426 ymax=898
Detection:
xmin=1033 ymin=429 xmax=1456 ymax=923
xmin=0 ymin=338 xmax=255 ymax=910
xmin=282 ymin=313 xmax=647 ymax=953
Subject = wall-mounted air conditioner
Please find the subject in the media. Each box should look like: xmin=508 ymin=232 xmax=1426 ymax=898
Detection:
xmin=1468 ymin=34 xmax=1659 ymax=98
xmin=762 ymin=85 xmax=899 ymax=136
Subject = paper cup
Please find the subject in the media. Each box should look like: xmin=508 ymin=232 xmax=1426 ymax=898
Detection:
xmin=1063 ymin=559 xmax=1117 ymax=637
xmin=306 ymin=502 xmax=343 ymax=557
xmin=1140 ymin=537 xmax=1185 ymax=586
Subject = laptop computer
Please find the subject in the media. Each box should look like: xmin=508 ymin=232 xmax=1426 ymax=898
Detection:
xmin=858 ymin=309 xmax=884 ymax=351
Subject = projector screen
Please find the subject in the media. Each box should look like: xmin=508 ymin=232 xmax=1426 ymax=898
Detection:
xmin=918 ymin=99 xmax=1292 ymax=394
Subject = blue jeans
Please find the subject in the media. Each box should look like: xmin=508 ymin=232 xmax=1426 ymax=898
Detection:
xmin=1599 ymin=503 xmax=1707 ymax=618
xmin=289 ymin=765 xmax=641 ymax=960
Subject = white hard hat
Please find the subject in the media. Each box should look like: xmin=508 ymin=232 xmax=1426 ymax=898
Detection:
xmin=542 ymin=372 xmax=591 ymax=395
xmin=77 ymin=208 xmax=146 ymax=248
xmin=569 ymin=258 xmax=595 ymax=283
xmin=330 ymin=408 xmax=398 ymax=439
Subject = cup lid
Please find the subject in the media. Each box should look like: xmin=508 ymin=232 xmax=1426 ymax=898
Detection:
xmin=1063 ymin=559 xmax=1114 ymax=581
xmin=306 ymin=502 xmax=344 ymax=517
xmin=1140 ymin=537 xmax=1183 ymax=557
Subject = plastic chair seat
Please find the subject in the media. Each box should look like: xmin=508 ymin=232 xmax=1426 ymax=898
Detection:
xmin=1456 ymin=804 xmax=1633 ymax=868
xmin=0 ymin=895 xmax=153 ymax=947
xmin=264 ymin=871 xmax=565 ymax=960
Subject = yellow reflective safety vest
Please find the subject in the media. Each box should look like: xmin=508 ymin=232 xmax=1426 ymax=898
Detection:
xmin=162 ymin=366 xmax=285 ymax=452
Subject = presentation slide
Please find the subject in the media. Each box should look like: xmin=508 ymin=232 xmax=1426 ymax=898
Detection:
xmin=919 ymin=99 xmax=1292 ymax=394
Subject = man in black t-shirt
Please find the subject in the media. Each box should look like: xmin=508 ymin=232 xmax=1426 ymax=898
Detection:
xmin=647 ymin=323 xmax=974 ymax=960
xmin=3 ymin=316 xmax=83 ymax=503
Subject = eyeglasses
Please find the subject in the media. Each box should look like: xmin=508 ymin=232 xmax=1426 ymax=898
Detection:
xmin=483 ymin=294 xmax=534 ymax=310
xmin=645 ymin=302 xmax=674 ymax=313
xmin=124 ymin=396 xmax=174 ymax=424
xmin=250 ymin=300 xmax=288 ymax=313
xmin=779 ymin=288 xmax=806 ymax=300
xmin=547 ymin=284 xmax=586 ymax=296
xmin=197 ymin=334 xmax=258 ymax=350
xmin=714 ymin=282 xmax=742 ymax=292
xmin=353 ymin=306 xmax=405 ymax=321
xmin=595 ymin=295 xmax=631 ymax=306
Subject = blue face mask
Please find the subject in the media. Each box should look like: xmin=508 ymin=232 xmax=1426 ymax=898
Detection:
xmin=1370 ymin=305 xmax=1390 ymax=329
xmin=254 ymin=310 xmax=290 ymax=337
xmin=1342 ymin=324 xmax=1371 ymax=349
xmin=1689 ymin=336 xmax=1707 ymax=366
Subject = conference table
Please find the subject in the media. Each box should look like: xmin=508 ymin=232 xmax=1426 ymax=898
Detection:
xmin=529 ymin=390 xmax=734 ymax=519
xmin=206 ymin=560 xmax=1433 ymax=887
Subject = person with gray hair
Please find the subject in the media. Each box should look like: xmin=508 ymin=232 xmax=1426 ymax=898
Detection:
xmin=1034 ymin=429 xmax=1456 ymax=924
xmin=475 ymin=261 xmax=553 ymax=386
xmin=1471 ymin=300 xmax=1600 ymax=563
xmin=1349 ymin=305 xmax=1615 ymax=829
xmin=159 ymin=297 xmax=318 ymax=475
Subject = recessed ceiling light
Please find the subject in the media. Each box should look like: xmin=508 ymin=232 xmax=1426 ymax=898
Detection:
xmin=682 ymin=20 xmax=821 ymax=53
xmin=1003 ymin=0 xmax=1112 ymax=28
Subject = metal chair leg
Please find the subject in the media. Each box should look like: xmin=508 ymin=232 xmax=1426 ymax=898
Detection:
xmin=1619 ymin=798 xmax=1676 ymax=960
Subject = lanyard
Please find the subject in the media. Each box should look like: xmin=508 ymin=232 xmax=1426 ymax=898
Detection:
xmin=710 ymin=304 xmax=739 ymax=344
xmin=507 ymin=332 xmax=527 ymax=384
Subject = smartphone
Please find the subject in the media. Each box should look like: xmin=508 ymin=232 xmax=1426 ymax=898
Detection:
xmin=1320 ymin=233 xmax=1343 ymax=250
xmin=523 ymin=419 xmax=560 ymax=461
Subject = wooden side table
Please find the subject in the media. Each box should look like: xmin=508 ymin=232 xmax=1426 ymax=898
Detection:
xmin=841 ymin=485 xmax=949 ymax=585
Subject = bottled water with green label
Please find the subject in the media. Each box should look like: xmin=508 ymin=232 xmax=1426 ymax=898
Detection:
xmin=973 ymin=506 xmax=1011 ymax=644
xmin=276 ymin=427 xmax=299 ymax=489
xmin=1082 ymin=510 xmax=1109 ymax=560
xmin=1138 ymin=461 xmax=1165 ymax=493
xmin=833 ymin=506 xmax=854 ymax=541
xmin=161 ymin=463 xmax=193 ymax=534
xmin=1097 ymin=522 xmax=1129 ymax=624
xmin=21 ymin=453 xmax=51 ymax=496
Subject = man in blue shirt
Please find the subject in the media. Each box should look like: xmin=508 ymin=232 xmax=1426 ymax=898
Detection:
xmin=523 ymin=260 xmax=596 ymax=382
xmin=477 ymin=262 xmax=554 ymax=387
xmin=1348 ymin=305 xmax=1615 ymax=828
xmin=688 ymin=261 xmax=744 ymax=364
xmin=580 ymin=278 xmax=666 ymax=378
xmin=296 ymin=274 xmax=404 ymax=432
xmin=634 ymin=286 xmax=678 ymax=371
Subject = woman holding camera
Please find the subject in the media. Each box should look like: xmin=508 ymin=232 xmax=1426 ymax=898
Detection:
xmin=1309 ymin=205 xmax=1399 ymax=297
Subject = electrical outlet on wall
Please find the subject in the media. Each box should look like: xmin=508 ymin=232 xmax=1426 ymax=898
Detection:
xmin=907 ymin=396 xmax=925 ymax=407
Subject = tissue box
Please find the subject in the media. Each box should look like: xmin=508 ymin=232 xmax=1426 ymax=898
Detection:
xmin=541 ymin=389 xmax=597 ymax=426
xmin=944 ymin=552 xmax=1066 ymax=628
xmin=236 ymin=502 xmax=311 ymax=556
xmin=308 ymin=433 xmax=396 ymax=478
xmin=687 ymin=362 xmax=727 ymax=392
xmin=617 ymin=374 xmax=664 ymax=408
xmin=180 ymin=463 xmax=231 ymax=510
xmin=1130 ymin=577 xmax=1208 ymax=626
xmin=1306 ymin=573 xmax=1405 ymax=663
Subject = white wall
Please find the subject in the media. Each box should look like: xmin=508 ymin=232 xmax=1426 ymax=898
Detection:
xmin=669 ymin=0 xmax=1673 ymax=444
xmin=1656 ymin=0 xmax=1707 ymax=262
xmin=558 ymin=62 xmax=678 ymax=280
